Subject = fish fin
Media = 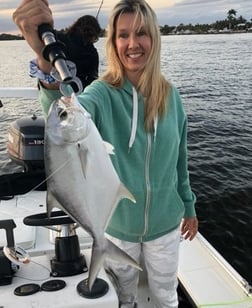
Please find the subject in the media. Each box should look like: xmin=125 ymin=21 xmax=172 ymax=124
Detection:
xmin=105 ymin=238 xmax=142 ymax=271
xmin=103 ymin=141 xmax=115 ymax=155
xmin=118 ymin=183 xmax=136 ymax=204
xmin=46 ymin=191 xmax=55 ymax=218
xmin=78 ymin=142 xmax=88 ymax=178
xmin=46 ymin=191 xmax=63 ymax=218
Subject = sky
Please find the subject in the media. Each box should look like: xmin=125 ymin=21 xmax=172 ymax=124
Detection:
xmin=1 ymin=0 xmax=252 ymax=34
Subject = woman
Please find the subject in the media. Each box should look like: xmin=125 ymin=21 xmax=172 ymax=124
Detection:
xmin=13 ymin=0 xmax=198 ymax=307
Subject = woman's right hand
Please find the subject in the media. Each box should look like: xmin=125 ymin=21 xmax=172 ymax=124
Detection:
xmin=12 ymin=0 xmax=54 ymax=73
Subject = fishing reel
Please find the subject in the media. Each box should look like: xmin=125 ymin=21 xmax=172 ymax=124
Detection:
xmin=38 ymin=23 xmax=83 ymax=96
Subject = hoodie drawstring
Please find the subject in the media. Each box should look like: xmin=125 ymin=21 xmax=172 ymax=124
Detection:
xmin=128 ymin=86 xmax=158 ymax=151
xmin=128 ymin=87 xmax=138 ymax=151
xmin=153 ymin=116 xmax=158 ymax=143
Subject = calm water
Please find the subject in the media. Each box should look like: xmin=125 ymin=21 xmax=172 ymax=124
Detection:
xmin=0 ymin=34 xmax=252 ymax=285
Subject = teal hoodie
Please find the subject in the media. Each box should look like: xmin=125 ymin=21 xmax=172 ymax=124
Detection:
xmin=40 ymin=79 xmax=196 ymax=242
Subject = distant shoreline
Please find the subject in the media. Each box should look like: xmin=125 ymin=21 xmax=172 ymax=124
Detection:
xmin=1 ymin=30 xmax=251 ymax=41
xmin=0 ymin=34 xmax=23 ymax=40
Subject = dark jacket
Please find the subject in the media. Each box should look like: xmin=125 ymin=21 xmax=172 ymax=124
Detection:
xmin=55 ymin=31 xmax=99 ymax=89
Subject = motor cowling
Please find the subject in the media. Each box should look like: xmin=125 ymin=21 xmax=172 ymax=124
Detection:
xmin=7 ymin=114 xmax=45 ymax=172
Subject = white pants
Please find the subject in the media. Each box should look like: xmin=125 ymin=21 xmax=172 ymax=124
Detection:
xmin=105 ymin=227 xmax=180 ymax=308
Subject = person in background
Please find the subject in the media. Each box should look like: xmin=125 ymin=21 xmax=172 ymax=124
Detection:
xmin=56 ymin=15 xmax=101 ymax=89
xmin=29 ymin=15 xmax=101 ymax=90
xmin=13 ymin=0 xmax=198 ymax=307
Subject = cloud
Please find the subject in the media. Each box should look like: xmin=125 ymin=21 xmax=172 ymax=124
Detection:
xmin=155 ymin=0 xmax=252 ymax=25
xmin=0 ymin=0 xmax=103 ymax=34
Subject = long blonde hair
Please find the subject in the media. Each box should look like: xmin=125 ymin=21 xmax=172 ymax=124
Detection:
xmin=101 ymin=0 xmax=170 ymax=131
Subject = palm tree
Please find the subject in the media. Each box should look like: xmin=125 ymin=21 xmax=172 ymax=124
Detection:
xmin=227 ymin=9 xmax=237 ymax=30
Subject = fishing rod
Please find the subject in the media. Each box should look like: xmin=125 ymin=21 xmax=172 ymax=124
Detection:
xmin=38 ymin=0 xmax=104 ymax=95
xmin=96 ymin=0 xmax=104 ymax=19
xmin=38 ymin=23 xmax=83 ymax=96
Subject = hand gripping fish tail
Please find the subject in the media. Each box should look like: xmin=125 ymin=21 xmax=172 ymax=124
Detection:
xmin=44 ymin=93 xmax=140 ymax=292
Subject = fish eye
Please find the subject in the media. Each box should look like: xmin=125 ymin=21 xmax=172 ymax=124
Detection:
xmin=57 ymin=107 xmax=68 ymax=120
xmin=60 ymin=110 xmax=68 ymax=120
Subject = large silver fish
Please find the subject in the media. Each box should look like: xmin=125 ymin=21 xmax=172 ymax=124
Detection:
xmin=45 ymin=93 xmax=140 ymax=290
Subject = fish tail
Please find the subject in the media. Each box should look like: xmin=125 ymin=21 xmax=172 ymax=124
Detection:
xmin=118 ymin=183 xmax=136 ymax=204
xmin=105 ymin=238 xmax=142 ymax=271
xmin=88 ymin=240 xmax=106 ymax=291
xmin=88 ymin=237 xmax=142 ymax=290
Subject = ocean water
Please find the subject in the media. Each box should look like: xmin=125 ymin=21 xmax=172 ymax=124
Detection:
xmin=0 ymin=34 xmax=252 ymax=285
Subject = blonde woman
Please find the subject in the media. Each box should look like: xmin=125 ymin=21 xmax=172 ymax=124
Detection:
xmin=13 ymin=0 xmax=198 ymax=307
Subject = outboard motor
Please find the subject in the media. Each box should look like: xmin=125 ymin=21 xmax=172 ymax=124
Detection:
xmin=0 ymin=114 xmax=46 ymax=197
xmin=7 ymin=114 xmax=45 ymax=172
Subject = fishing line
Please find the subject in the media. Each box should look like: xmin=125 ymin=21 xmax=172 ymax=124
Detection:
xmin=18 ymin=157 xmax=72 ymax=199
xmin=13 ymin=259 xmax=51 ymax=282
xmin=96 ymin=0 xmax=104 ymax=19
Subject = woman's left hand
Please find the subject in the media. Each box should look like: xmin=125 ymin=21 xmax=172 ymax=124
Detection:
xmin=181 ymin=217 xmax=198 ymax=241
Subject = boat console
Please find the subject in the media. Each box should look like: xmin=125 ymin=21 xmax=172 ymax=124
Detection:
xmin=0 ymin=191 xmax=119 ymax=308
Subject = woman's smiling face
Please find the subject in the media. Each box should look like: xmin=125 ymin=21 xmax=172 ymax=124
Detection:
xmin=115 ymin=12 xmax=152 ymax=85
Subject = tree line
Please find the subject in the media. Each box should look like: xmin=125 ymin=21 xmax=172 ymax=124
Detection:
xmin=1 ymin=9 xmax=252 ymax=40
xmin=160 ymin=9 xmax=252 ymax=35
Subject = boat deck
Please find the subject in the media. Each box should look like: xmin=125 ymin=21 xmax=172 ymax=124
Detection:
xmin=1 ymin=191 xmax=252 ymax=308
xmin=179 ymin=234 xmax=252 ymax=307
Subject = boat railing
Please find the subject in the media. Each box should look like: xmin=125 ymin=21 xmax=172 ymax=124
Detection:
xmin=0 ymin=87 xmax=38 ymax=99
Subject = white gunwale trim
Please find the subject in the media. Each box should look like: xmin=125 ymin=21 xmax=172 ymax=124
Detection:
xmin=0 ymin=87 xmax=38 ymax=99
